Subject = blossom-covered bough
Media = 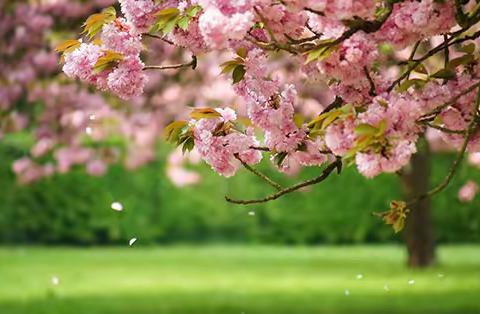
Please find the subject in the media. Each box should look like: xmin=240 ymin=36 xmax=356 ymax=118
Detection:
xmin=58 ymin=0 xmax=480 ymax=235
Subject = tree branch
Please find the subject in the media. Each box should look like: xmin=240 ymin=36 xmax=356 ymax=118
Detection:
xmin=144 ymin=55 xmax=197 ymax=71
xmin=143 ymin=33 xmax=175 ymax=45
xmin=234 ymin=154 xmax=282 ymax=191
xmin=389 ymin=29 xmax=480 ymax=92
xmin=225 ymin=158 xmax=341 ymax=205
xmin=417 ymin=82 xmax=480 ymax=122
xmin=363 ymin=66 xmax=376 ymax=96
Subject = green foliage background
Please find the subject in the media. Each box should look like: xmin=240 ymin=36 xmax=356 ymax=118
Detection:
xmin=0 ymin=144 xmax=479 ymax=245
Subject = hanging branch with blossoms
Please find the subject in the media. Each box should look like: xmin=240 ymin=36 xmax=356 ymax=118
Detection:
xmin=59 ymin=0 xmax=480 ymax=232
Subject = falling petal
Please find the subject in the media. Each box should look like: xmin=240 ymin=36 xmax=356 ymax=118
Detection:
xmin=344 ymin=289 xmax=350 ymax=296
xmin=129 ymin=238 xmax=137 ymax=246
xmin=437 ymin=273 xmax=445 ymax=278
xmin=356 ymin=274 xmax=363 ymax=280
xmin=408 ymin=279 xmax=415 ymax=285
xmin=111 ymin=202 xmax=123 ymax=211
xmin=51 ymin=276 xmax=60 ymax=286
xmin=248 ymin=211 xmax=255 ymax=216
xmin=89 ymin=114 xmax=96 ymax=121
xmin=85 ymin=127 xmax=93 ymax=135
xmin=384 ymin=284 xmax=389 ymax=291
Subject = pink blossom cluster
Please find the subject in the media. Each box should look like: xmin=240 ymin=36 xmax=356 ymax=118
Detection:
xmin=63 ymin=18 xmax=147 ymax=99
xmin=198 ymin=6 xmax=254 ymax=49
xmin=305 ymin=0 xmax=376 ymax=20
xmin=192 ymin=108 xmax=262 ymax=177
xmin=458 ymin=180 xmax=478 ymax=202
xmin=14 ymin=0 xmax=480 ymax=189
xmin=118 ymin=0 xmax=159 ymax=32
xmin=375 ymin=0 xmax=456 ymax=49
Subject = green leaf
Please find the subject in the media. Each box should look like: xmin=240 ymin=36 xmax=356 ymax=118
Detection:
xmin=163 ymin=120 xmax=188 ymax=142
xmin=185 ymin=5 xmax=201 ymax=18
xmin=398 ymin=78 xmax=426 ymax=92
xmin=411 ymin=62 xmax=428 ymax=75
xmin=163 ymin=17 xmax=180 ymax=34
xmin=190 ymin=108 xmax=221 ymax=120
xmin=182 ymin=136 xmax=195 ymax=153
xmin=177 ymin=16 xmax=190 ymax=30
xmin=304 ymin=41 xmax=338 ymax=64
xmin=374 ymin=200 xmax=410 ymax=233
xmin=430 ymin=68 xmax=456 ymax=80
xmin=236 ymin=47 xmax=248 ymax=59
xmin=154 ymin=7 xmax=180 ymax=17
xmin=355 ymin=123 xmax=378 ymax=136
xmin=93 ymin=51 xmax=124 ymax=74
xmin=449 ymin=54 xmax=475 ymax=68
xmin=459 ymin=43 xmax=476 ymax=54
xmin=273 ymin=152 xmax=288 ymax=167
xmin=82 ymin=6 xmax=116 ymax=39
xmin=232 ymin=65 xmax=246 ymax=84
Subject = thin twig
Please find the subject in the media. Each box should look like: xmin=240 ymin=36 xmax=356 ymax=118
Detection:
xmin=225 ymin=158 xmax=341 ymax=205
xmin=304 ymin=7 xmax=324 ymax=16
xmin=389 ymin=29 xmax=480 ymax=91
xmin=417 ymin=82 xmax=480 ymax=122
xmin=234 ymin=154 xmax=282 ymax=191
xmin=320 ymin=96 xmax=344 ymax=115
xmin=420 ymin=121 xmax=466 ymax=135
xmin=143 ymin=33 xmax=175 ymax=45
xmin=406 ymin=40 xmax=421 ymax=80
xmin=364 ymin=66 xmax=376 ymax=96
xmin=249 ymin=146 xmax=270 ymax=152
xmin=144 ymin=55 xmax=197 ymax=71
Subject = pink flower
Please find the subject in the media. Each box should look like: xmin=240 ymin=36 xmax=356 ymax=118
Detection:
xmin=106 ymin=56 xmax=147 ymax=100
xmin=63 ymin=43 xmax=103 ymax=85
xmin=118 ymin=0 xmax=157 ymax=32
xmin=86 ymin=159 xmax=108 ymax=176
xmin=101 ymin=18 xmax=143 ymax=56
xmin=199 ymin=7 xmax=253 ymax=49
xmin=458 ymin=180 xmax=478 ymax=203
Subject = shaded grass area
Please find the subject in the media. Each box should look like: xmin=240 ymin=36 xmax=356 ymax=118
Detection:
xmin=0 ymin=246 xmax=479 ymax=313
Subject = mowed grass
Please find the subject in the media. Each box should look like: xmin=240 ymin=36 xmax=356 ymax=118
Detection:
xmin=0 ymin=245 xmax=479 ymax=314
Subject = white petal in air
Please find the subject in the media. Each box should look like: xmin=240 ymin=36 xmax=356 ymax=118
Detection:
xmin=129 ymin=238 xmax=137 ymax=246
xmin=344 ymin=289 xmax=350 ymax=296
xmin=383 ymin=284 xmax=390 ymax=291
xmin=85 ymin=127 xmax=93 ymax=135
xmin=248 ymin=211 xmax=255 ymax=216
xmin=408 ymin=279 xmax=415 ymax=285
xmin=356 ymin=274 xmax=363 ymax=280
xmin=111 ymin=202 xmax=123 ymax=211
xmin=51 ymin=276 xmax=60 ymax=286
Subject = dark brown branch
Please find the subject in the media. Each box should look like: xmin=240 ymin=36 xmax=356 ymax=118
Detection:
xmin=234 ymin=154 xmax=282 ymax=191
xmin=320 ymin=96 xmax=344 ymax=115
xmin=389 ymin=29 xmax=480 ymax=92
xmin=225 ymin=158 xmax=341 ymax=205
xmin=420 ymin=122 xmax=466 ymax=135
xmin=249 ymin=146 xmax=270 ymax=152
xmin=144 ymin=55 xmax=197 ymax=71
xmin=364 ymin=66 xmax=376 ymax=96
xmin=406 ymin=40 xmax=421 ymax=80
xmin=143 ymin=33 xmax=175 ymax=45
xmin=304 ymin=7 xmax=325 ymax=16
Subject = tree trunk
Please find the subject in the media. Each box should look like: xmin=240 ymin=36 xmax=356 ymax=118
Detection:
xmin=400 ymin=140 xmax=436 ymax=268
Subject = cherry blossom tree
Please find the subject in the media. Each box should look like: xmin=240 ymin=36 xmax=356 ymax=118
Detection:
xmin=6 ymin=0 xmax=480 ymax=267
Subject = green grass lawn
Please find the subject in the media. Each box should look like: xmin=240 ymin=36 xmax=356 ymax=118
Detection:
xmin=0 ymin=245 xmax=479 ymax=314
